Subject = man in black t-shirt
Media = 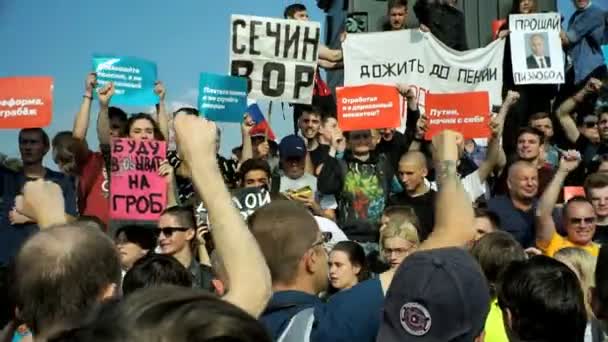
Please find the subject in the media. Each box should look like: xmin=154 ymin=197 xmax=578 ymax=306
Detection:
xmin=388 ymin=151 xmax=436 ymax=240
xmin=298 ymin=105 xmax=330 ymax=171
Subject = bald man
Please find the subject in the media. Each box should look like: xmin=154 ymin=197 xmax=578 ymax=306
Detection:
xmin=388 ymin=151 xmax=436 ymax=240
xmin=11 ymin=224 xmax=121 ymax=339
xmin=488 ymin=161 xmax=540 ymax=247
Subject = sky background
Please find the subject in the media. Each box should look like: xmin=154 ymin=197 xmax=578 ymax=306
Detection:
xmin=0 ymin=0 xmax=325 ymax=170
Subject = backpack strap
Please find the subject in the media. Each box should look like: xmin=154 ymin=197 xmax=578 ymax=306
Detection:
xmin=277 ymin=307 xmax=315 ymax=342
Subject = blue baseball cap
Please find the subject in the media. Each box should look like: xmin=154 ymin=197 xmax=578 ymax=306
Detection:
xmin=377 ymin=247 xmax=491 ymax=342
xmin=279 ymin=135 xmax=306 ymax=160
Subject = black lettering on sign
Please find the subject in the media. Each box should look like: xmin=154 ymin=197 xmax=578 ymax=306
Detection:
xmin=266 ymin=22 xmax=281 ymax=57
xmin=302 ymin=26 xmax=320 ymax=62
xmin=113 ymin=193 xmax=163 ymax=214
xmin=283 ymin=24 xmax=301 ymax=59
xmin=111 ymin=156 xmax=120 ymax=172
xmin=128 ymin=174 xmax=151 ymax=190
xmin=262 ymin=62 xmax=286 ymax=97
xmin=112 ymin=140 xmax=125 ymax=153
xmin=249 ymin=20 xmax=262 ymax=56
xmin=232 ymin=19 xmax=247 ymax=54
xmin=134 ymin=155 xmax=163 ymax=172
xmin=231 ymin=60 xmax=253 ymax=93
xmin=293 ymin=65 xmax=314 ymax=99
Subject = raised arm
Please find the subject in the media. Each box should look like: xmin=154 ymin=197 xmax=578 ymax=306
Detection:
xmin=239 ymin=114 xmax=254 ymax=165
xmin=96 ymin=83 xmax=115 ymax=146
xmin=478 ymin=91 xmax=519 ymax=182
xmin=72 ymin=73 xmax=97 ymax=141
xmin=535 ymin=150 xmax=581 ymax=245
xmin=556 ymin=78 xmax=602 ymax=143
xmin=420 ymin=130 xmax=475 ymax=250
xmin=154 ymin=81 xmax=169 ymax=140
xmin=174 ymin=114 xmax=271 ymax=317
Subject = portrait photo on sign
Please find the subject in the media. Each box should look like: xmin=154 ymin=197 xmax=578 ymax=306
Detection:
xmin=524 ymin=32 xmax=551 ymax=70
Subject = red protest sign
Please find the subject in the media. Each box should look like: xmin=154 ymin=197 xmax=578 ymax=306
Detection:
xmin=110 ymin=138 xmax=167 ymax=221
xmin=424 ymin=92 xmax=491 ymax=140
xmin=564 ymin=186 xmax=586 ymax=203
xmin=336 ymin=84 xmax=400 ymax=132
xmin=0 ymin=76 xmax=53 ymax=129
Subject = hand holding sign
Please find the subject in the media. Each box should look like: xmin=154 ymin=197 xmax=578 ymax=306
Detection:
xmin=158 ymin=160 xmax=175 ymax=185
xmin=397 ymin=84 xmax=416 ymax=100
xmin=154 ymin=81 xmax=166 ymax=102
xmin=85 ymin=72 xmax=97 ymax=97
xmin=97 ymin=82 xmax=115 ymax=107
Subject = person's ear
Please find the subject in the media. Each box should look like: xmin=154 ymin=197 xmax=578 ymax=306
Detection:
xmin=186 ymin=228 xmax=196 ymax=241
xmin=421 ymin=167 xmax=428 ymax=178
xmin=352 ymin=264 xmax=362 ymax=276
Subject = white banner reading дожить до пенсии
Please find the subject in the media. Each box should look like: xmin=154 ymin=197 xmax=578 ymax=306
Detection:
xmin=343 ymin=29 xmax=506 ymax=118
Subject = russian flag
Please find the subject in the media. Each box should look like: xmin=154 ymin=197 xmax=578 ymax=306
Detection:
xmin=247 ymin=103 xmax=276 ymax=141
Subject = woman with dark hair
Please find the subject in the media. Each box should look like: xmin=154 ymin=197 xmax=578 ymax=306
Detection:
xmin=126 ymin=113 xmax=165 ymax=141
xmin=114 ymin=224 xmax=157 ymax=274
xmin=47 ymin=286 xmax=271 ymax=342
xmin=328 ymin=241 xmax=370 ymax=292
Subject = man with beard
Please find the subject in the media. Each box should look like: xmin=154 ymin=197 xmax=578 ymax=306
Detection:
xmin=536 ymin=150 xmax=600 ymax=256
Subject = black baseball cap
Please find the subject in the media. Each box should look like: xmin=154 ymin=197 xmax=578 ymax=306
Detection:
xmin=377 ymin=247 xmax=490 ymax=341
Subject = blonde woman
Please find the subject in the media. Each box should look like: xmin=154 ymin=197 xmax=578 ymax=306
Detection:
xmin=379 ymin=221 xmax=420 ymax=294
xmin=554 ymin=248 xmax=605 ymax=342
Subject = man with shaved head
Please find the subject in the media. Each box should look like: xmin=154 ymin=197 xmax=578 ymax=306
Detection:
xmin=488 ymin=161 xmax=540 ymax=247
xmin=253 ymin=200 xmax=385 ymax=341
xmin=388 ymin=151 xmax=436 ymax=240
xmin=13 ymin=223 xmax=121 ymax=339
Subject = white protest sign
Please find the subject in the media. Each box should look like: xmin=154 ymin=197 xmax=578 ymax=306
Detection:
xmin=230 ymin=15 xmax=320 ymax=104
xmin=343 ymin=29 xmax=505 ymax=123
xmin=509 ymin=13 xmax=565 ymax=85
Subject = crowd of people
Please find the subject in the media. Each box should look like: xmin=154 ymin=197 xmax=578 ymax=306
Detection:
xmin=1 ymin=0 xmax=608 ymax=341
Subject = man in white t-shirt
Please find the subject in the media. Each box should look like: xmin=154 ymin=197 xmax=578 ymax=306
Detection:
xmin=278 ymin=134 xmax=337 ymax=219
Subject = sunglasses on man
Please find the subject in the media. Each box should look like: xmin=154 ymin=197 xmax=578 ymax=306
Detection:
xmin=156 ymin=227 xmax=190 ymax=238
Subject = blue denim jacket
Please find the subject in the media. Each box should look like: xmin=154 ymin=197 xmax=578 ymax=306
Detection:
xmin=566 ymin=4 xmax=606 ymax=84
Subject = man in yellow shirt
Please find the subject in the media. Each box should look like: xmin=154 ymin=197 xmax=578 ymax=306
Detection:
xmin=536 ymin=150 xmax=599 ymax=257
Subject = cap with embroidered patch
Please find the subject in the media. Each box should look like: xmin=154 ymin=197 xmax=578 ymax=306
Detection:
xmin=377 ymin=247 xmax=490 ymax=342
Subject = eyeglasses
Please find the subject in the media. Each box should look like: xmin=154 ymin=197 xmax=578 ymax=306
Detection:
xmin=310 ymin=232 xmax=332 ymax=249
xmin=569 ymin=217 xmax=596 ymax=225
xmin=156 ymin=227 xmax=190 ymax=237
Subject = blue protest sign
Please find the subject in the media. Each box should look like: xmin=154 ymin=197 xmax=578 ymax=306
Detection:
xmin=198 ymin=73 xmax=248 ymax=123
xmin=92 ymin=55 xmax=159 ymax=106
